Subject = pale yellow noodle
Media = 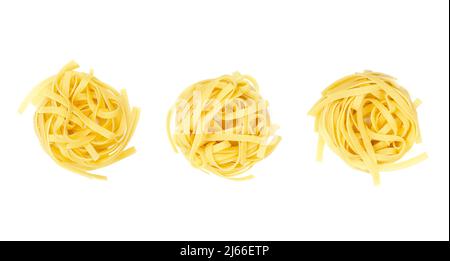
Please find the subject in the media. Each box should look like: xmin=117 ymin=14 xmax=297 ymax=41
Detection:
xmin=167 ymin=72 xmax=281 ymax=180
xmin=309 ymin=71 xmax=427 ymax=185
xmin=19 ymin=61 xmax=140 ymax=180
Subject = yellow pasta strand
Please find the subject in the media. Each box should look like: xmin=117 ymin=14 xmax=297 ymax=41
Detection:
xmin=167 ymin=72 xmax=281 ymax=180
xmin=309 ymin=71 xmax=427 ymax=185
xmin=19 ymin=61 xmax=140 ymax=180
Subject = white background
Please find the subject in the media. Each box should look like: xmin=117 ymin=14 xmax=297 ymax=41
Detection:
xmin=0 ymin=0 xmax=448 ymax=241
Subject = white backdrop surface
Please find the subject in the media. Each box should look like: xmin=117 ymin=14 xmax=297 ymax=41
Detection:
xmin=0 ymin=0 xmax=448 ymax=240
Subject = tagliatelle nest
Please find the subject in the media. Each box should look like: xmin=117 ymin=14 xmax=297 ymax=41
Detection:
xmin=167 ymin=72 xmax=281 ymax=180
xmin=19 ymin=61 xmax=140 ymax=180
xmin=309 ymin=71 xmax=427 ymax=185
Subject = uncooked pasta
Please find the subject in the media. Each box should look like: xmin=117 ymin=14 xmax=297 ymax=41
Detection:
xmin=309 ymin=71 xmax=427 ymax=185
xmin=19 ymin=61 xmax=140 ymax=180
xmin=167 ymin=72 xmax=281 ymax=180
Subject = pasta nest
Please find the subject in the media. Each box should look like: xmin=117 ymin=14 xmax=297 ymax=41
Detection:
xmin=167 ymin=72 xmax=281 ymax=180
xmin=309 ymin=71 xmax=427 ymax=185
xmin=19 ymin=61 xmax=140 ymax=180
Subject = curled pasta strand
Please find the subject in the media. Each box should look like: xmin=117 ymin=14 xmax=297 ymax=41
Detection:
xmin=167 ymin=72 xmax=281 ymax=180
xmin=309 ymin=71 xmax=427 ymax=185
xmin=19 ymin=61 xmax=140 ymax=180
